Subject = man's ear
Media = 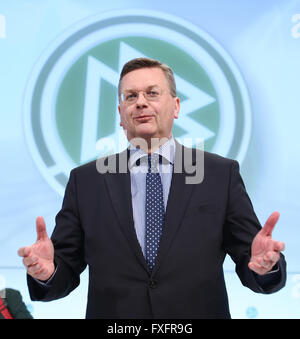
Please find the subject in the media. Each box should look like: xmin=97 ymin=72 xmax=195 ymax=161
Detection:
xmin=118 ymin=105 xmax=123 ymax=126
xmin=174 ymin=97 xmax=180 ymax=119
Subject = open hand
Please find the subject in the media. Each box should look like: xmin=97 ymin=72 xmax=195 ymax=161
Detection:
xmin=248 ymin=211 xmax=285 ymax=275
xmin=18 ymin=216 xmax=55 ymax=281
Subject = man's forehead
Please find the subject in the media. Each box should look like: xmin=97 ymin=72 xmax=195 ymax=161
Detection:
xmin=121 ymin=67 xmax=167 ymax=89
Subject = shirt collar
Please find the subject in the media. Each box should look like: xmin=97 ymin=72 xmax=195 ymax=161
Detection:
xmin=129 ymin=136 xmax=175 ymax=169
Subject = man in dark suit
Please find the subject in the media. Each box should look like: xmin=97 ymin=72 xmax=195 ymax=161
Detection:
xmin=18 ymin=58 xmax=286 ymax=319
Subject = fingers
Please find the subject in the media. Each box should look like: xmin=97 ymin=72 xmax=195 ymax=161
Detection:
xmin=260 ymin=211 xmax=280 ymax=236
xmin=18 ymin=216 xmax=48 ymax=257
xmin=17 ymin=246 xmax=30 ymax=257
xmin=36 ymin=216 xmax=48 ymax=241
xmin=257 ymin=258 xmax=274 ymax=271
xmin=27 ymin=262 xmax=43 ymax=277
xmin=19 ymin=248 xmax=38 ymax=270
xmin=18 ymin=247 xmax=47 ymax=279
xmin=274 ymin=241 xmax=285 ymax=252
xmin=248 ymin=260 xmax=274 ymax=275
xmin=18 ymin=216 xmax=54 ymax=281
xmin=248 ymin=261 xmax=265 ymax=274
xmin=249 ymin=250 xmax=281 ymax=275
xmin=262 ymin=251 xmax=280 ymax=266
xmin=18 ymin=246 xmax=39 ymax=274
xmin=25 ymin=260 xmax=49 ymax=280
xmin=23 ymin=254 xmax=39 ymax=267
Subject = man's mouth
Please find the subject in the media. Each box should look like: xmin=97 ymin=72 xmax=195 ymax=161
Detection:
xmin=134 ymin=115 xmax=154 ymax=122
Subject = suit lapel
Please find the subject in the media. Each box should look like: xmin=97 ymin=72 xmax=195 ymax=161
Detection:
xmin=104 ymin=150 xmax=150 ymax=273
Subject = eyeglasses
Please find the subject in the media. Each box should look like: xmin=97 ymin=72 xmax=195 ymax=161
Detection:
xmin=120 ymin=87 xmax=163 ymax=105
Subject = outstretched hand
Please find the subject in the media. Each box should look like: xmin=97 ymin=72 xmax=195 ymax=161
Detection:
xmin=248 ymin=211 xmax=285 ymax=275
xmin=18 ymin=216 xmax=55 ymax=281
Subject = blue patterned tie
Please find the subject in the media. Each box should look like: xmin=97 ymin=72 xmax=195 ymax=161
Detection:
xmin=145 ymin=154 xmax=165 ymax=271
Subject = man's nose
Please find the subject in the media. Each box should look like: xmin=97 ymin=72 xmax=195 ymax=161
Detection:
xmin=135 ymin=92 xmax=148 ymax=108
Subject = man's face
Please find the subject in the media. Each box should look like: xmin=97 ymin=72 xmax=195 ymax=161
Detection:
xmin=118 ymin=67 xmax=180 ymax=144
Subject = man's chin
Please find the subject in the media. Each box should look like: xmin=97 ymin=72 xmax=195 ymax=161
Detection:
xmin=134 ymin=124 xmax=158 ymax=139
xmin=128 ymin=131 xmax=170 ymax=152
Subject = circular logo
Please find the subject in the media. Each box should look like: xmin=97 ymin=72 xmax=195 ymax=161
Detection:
xmin=23 ymin=9 xmax=251 ymax=196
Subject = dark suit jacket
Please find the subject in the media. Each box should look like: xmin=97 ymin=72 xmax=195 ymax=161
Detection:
xmin=27 ymin=142 xmax=286 ymax=319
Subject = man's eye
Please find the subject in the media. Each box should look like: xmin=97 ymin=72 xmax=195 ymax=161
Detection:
xmin=147 ymin=90 xmax=159 ymax=97
xmin=126 ymin=93 xmax=137 ymax=100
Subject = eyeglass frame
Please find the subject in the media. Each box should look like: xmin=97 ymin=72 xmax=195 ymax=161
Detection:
xmin=120 ymin=86 xmax=167 ymax=105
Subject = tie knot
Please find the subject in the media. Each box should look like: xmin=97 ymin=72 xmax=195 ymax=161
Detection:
xmin=148 ymin=154 xmax=160 ymax=173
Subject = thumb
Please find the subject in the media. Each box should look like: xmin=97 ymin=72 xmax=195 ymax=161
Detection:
xmin=260 ymin=211 xmax=280 ymax=236
xmin=36 ymin=216 xmax=48 ymax=241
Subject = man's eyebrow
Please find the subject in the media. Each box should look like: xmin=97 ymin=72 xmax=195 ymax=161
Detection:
xmin=123 ymin=85 xmax=159 ymax=92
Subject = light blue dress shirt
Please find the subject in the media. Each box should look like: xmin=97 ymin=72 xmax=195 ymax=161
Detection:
xmin=129 ymin=137 xmax=175 ymax=256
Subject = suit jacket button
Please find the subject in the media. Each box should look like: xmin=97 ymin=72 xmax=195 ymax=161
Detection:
xmin=149 ymin=279 xmax=157 ymax=289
